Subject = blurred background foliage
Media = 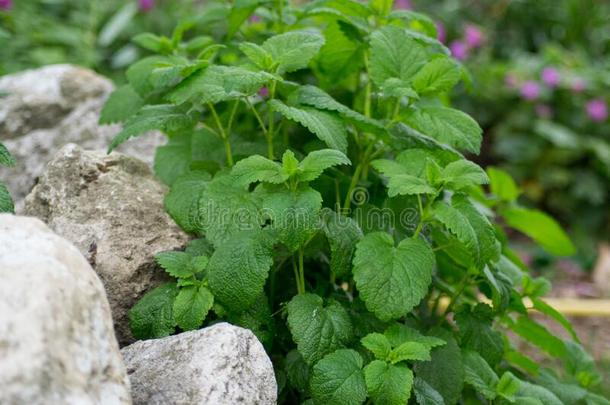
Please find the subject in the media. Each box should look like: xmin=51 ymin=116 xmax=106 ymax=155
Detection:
xmin=1 ymin=0 xmax=608 ymax=271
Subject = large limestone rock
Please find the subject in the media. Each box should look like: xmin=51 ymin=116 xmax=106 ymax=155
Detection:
xmin=121 ymin=323 xmax=277 ymax=405
xmin=0 ymin=64 xmax=165 ymax=208
xmin=23 ymin=144 xmax=189 ymax=345
xmin=0 ymin=214 xmax=131 ymax=405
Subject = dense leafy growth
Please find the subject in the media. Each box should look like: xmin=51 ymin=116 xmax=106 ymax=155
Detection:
xmin=0 ymin=143 xmax=15 ymax=213
xmin=103 ymin=0 xmax=607 ymax=403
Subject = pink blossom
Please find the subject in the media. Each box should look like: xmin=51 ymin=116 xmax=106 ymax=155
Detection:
xmin=436 ymin=22 xmax=446 ymax=44
xmin=394 ymin=0 xmax=412 ymax=9
xmin=259 ymin=87 xmax=269 ymax=98
xmin=541 ymin=67 xmax=560 ymax=88
xmin=586 ymin=99 xmax=608 ymax=122
xmin=535 ymin=104 xmax=552 ymax=119
xmin=138 ymin=0 xmax=154 ymax=11
xmin=504 ymin=73 xmax=519 ymax=88
xmin=0 ymin=0 xmax=12 ymax=10
xmin=464 ymin=24 xmax=484 ymax=48
xmin=449 ymin=40 xmax=468 ymax=61
xmin=249 ymin=14 xmax=261 ymax=23
xmin=571 ymin=78 xmax=586 ymax=93
xmin=520 ymin=81 xmax=540 ymax=101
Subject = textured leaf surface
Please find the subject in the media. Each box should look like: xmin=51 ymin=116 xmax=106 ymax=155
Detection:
xmin=298 ymin=149 xmax=351 ymax=182
xmin=99 ymin=84 xmax=143 ymax=124
xmin=270 ymin=100 xmax=348 ymax=152
xmin=364 ymin=360 xmax=413 ymax=404
xmin=413 ymin=377 xmax=445 ymax=405
xmin=155 ymin=251 xmax=198 ymax=279
xmin=287 ymin=293 xmax=353 ymax=365
xmin=369 ymin=26 xmax=426 ymax=86
xmin=412 ymin=56 xmax=460 ymax=95
xmin=388 ymin=341 xmax=431 ymax=363
xmin=165 ymin=171 xmax=211 ymax=234
xmin=322 ymin=209 xmax=363 ymax=278
xmin=231 ymin=155 xmax=286 ymax=186
xmin=455 ymin=304 xmax=504 ymax=367
xmin=353 ymin=232 xmax=434 ymax=321
xmin=440 ymin=160 xmax=489 ymax=190
xmin=310 ymin=349 xmax=367 ymax=405
xmin=0 ymin=183 xmax=14 ymax=213
xmin=207 ymin=230 xmax=275 ymax=312
xmin=262 ymin=31 xmax=325 ymax=74
xmin=173 ymin=284 xmax=214 ymax=331
xmin=462 ymin=350 xmax=498 ymax=400
xmin=433 ymin=201 xmax=479 ymax=263
xmin=0 ymin=143 xmax=15 ymax=167
xmin=129 ymin=283 xmax=178 ymax=339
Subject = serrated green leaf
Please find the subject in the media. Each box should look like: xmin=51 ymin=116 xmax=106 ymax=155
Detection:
xmin=369 ymin=25 xmax=427 ymax=86
xmin=322 ymin=209 xmax=363 ymax=278
xmin=462 ymin=350 xmax=498 ymax=400
xmin=509 ymin=316 xmax=567 ymax=358
xmin=226 ymin=293 xmax=275 ymax=345
xmin=287 ymin=294 xmax=353 ymax=366
xmin=364 ymin=360 xmax=413 ymax=404
xmin=353 ymin=232 xmax=434 ymax=321
xmin=412 ymin=56 xmax=461 ymax=95
xmin=231 ymin=155 xmax=286 ymax=186
xmin=440 ymin=160 xmax=489 ymax=190
xmin=388 ymin=341 xmax=430 ymax=363
xmin=361 ymin=333 xmax=392 ymax=360
xmin=132 ymin=32 xmax=168 ymax=53
xmin=269 ymin=100 xmax=348 ymax=152
xmin=380 ymin=77 xmax=419 ymax=100
xmin=487 ymin=166 xmax=520 ymax=202
xmin=0 ymin=143 xmax=15 ymax=167
xmin=531 ymin=297 xmax=579 ymax=342
xmin=126 ymin=55 xmax=177 ymax=96
xmin=262 ymin=31 xmax=325 ymax=74
xmin=384 ymin=324 xmax=446 ymax=350
xmin=387 ymin=174 xmax=435 ymax=197
xmin=413 ymin=377 xmax=445 ymax=405
xmin=129 ymin=283 xmax=178 ymax=339
xmin=108 ymin=104 xmax=193 ymax=152
xmin=298 ymin=149 xmax=351 ymax=182
xmin=455 ymin=304 xmax=504 ymax=367
xmin=207 ymin=229 xmax=275 ymax=312
xmin=433 ymin=201 xmax=479 ymax=263
xmin=0 ymin=183 xmax=14 ymax=214
xmin=496 ymin=371 xmax=521 ymax=400
xmin=285 ymin=349 xmax=310 ymax=393
xmin=173 ymin=284 xmax=214 ymax=331
xmin=310 ymin=349 xmax=367 ymax=405
xmin=518 ymin=381 xmax=563 ymax=405
xmin=317 ymin=20 xmax=365 ymax=82
xmin=404 ymin=107 xmax=482 ymax=154
xmin=155 ymin=251 xmax=196 ymax=279
xmin=165 ymin=171 xmax=211 ymax=233
xmin=153 ymin=131 xmax=193 ymax=186
xmin=239 ymin=42 xmax=273 ymax=70
xmin=501 ymin=207 xmax=576 ymax=256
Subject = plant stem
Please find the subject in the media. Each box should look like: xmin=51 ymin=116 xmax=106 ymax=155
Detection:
xmin=298 ymin=247 xmax=305 ymax=293
xmin=208 ymin=103 xmax=234 ymax=167
xmin=266 ymin=81 xmax=278 ymax=159
xmin=292 ymin=256 xmax=304 ymax=295
xmin=343 ymin=163 xmax=363 ymax=212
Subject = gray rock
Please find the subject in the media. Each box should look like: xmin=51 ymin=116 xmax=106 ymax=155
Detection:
xmin=0 ymin=64 xmax=165 ymax=208
xmin=22 ymin=144 xmax=189 ymax=345
xmin=0 ymin=214 xmax=131 ymax=405
xmin=121 ymin=323 xmax=277 ymax=405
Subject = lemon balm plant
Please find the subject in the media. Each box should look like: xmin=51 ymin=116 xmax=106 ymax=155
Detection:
xmin=101 ymin=0 xmax=608 ymax=403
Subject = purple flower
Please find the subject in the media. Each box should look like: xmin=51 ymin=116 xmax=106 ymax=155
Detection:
xmin=394 ymin=0 xmax=412 ymax=9
xmin=259 ymin=87 xmax=269 ymax=98
xmin=541 ymin=67 xmax=560 ymax=88
xmin=249 ymin=14 xmax=261 ymax=23
xmin=520 ymin=81 xmax=540 ymax=101
xmin=571 ymin=78 xmax=586 ymax=93
xmin=138 ymin=0 xmax=154 ymax=12
xmin=449 ymin=40 xmax=468 ymax=61
xmin=436 ymin=22 xmax=446 ymax=44
xmin=504 ymin=73 xmax=519 ymax=88
xmin=0 ymin=0 xmax=12 ymax=10
xmin=586 ymin=99 xmax=608 ymax=122
xmin=535 ymin=104 xmax=552 ymax=119
xmin=464 ymin=24 xmax=484 ymax=48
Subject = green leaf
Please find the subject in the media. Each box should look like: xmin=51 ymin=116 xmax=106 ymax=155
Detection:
xmin=258 ymin=185 xmax=322 ymax=252
xmin=0 ymin=143 xmax=15 ymax=167
xmin=455 ymin=304 xmax=504 ymax=367
xmin=269 ymin=100 xmax=348 ymax=152
xmin=487 ymin=167 xmax=520 ymax=202
xmin=508 ymin=316 xmax=567 ymax=358
xmin=132 ymin=33 xmax=168 ymax=52
xmin=98 ymin=2 xmax=138 ymax=46
xmin=108 ymin=104 xmax=193 ymax=152
xmin=404 ymin=107 xmax=482 ymax=154
xmin=310 ymin=349 xmax=367 ymax=405
xmin=231 ymin=155 xmax=286 ymax=186
xmin=262 ymin=31 xmax=325 ymax=74
xmin=100 ymin=85 xmax=143 ymax=125
xmin=369 ymin=26 xmax=427 ymax=86
xmin=387 ymin=174 xmax=435 ymax=197
xmin=531 ymin=297 xmax=579 ymax=342
xmin=388 ymin=341 xmax=430 ymax=363
xmin=129 ymin=283 xmax=178 ymax=339
xmin=207 ymin=230 xmax=275 ymax=312
xmin=496 ymin=371 xmax=521 ymax=401
xmin=433 ymin=201 xmax=479 ymax=263
xmin=153 ymin=131 xmax=194 ymax=186
xmin=155 ymin=251 xmax=197 ymax=279
xmin=518 ymin=381 xmax=563 ymax=405
xmin=361 ymin=333 xmax=392 ymax=360
xmin=173 ymin=284 xmax=214 ymax=331
xmin=413 ymin=377 xmax=445 ymax=405
xmin=384 ymin=324 xmax=446 ymax=350
xmin=322 ymin=209 xmax=363 ymax=278
xmin=285 ymin=349 xmax=310 ymax=393
xmin=239 ymin=42 xmax=273 ymax=70
xmin=298 ymin=149 xmax=351 ymax=182
xmin=501 ymin=207 xmax=576 ymax=256
xmin=364 ymin=360 xmax=413 ymax=404
xmin=440 ymin=160 xmax=489 ymax=190
xmin=462 ymin=350 xmax=498 ymax=400
xmin=412 ymin=56 xmax=461 ymax=95
xmin=353 ymin=232 xmax=434 ymax=321
xmin=414 ymin=330 xmax=464 ymax=405
xmin=126 ymin=55 xmax=176 ymax=96
xmin=287 ymin=293 xmax=353 ymax=365
xmin=317 ymin=20 xmax=365 ymax=82
xmin=0 ymin=183 xmax=14 ymax=214
xmin=164 ymin=171 xmax=211 ymax=233
xmin=169 ymin=65 xmax=271 ymax=105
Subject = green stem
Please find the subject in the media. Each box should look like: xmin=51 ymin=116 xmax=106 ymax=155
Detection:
xmin=226 ymin=99 xmax=239 ymax=136
xmin=266 ymin=81 xmax=278 ymax=159
xmin=442 ymin=274 xmax=470 ymax=319
xmin=298 ymin=247 xmax=305 ymax=293
xmin=343 ymin=163 xmax=363 ymax=212
xmin=208 ymin=103 xmax=233 ymax=167
xmin=292 ymin=256 xmax=304 ymax=295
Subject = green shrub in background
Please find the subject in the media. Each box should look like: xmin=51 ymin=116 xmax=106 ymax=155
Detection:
xmin=101 ymin=1 xmax=608 ymax=403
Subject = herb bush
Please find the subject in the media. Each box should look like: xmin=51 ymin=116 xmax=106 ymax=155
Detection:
xmin=0 ymin=142 xmax=14 ymax=213
xmin=101 ymin=1 xmax=608 ymax=403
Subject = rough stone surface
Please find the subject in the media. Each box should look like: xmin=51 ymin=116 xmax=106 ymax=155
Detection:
xmin=121 ymin=323 xmax=277 ymax=405
xmin=0 ymin=214 xmax=131 ymax=405
xmin=0 ymin=64 xmax=165 ymax=208
xmin=22 ymin=144 xmax=189 ymax=345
